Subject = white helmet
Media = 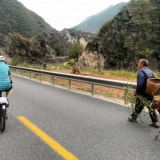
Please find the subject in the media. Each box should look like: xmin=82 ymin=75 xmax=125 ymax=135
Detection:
xmin=0 ymin=56 xmax=6 ymax=61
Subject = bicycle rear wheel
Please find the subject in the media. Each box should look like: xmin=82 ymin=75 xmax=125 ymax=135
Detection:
xmin=0 ymin=107 xmax=6 ymax=132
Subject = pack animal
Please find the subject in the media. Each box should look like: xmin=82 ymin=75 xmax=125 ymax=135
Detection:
xmin=71 ymin=66 xmax=81 ymax=74
xmin=151 ymin=98 xmax=160 ymax=114
xmin=151 ymin=96 xmax=160 ymax=139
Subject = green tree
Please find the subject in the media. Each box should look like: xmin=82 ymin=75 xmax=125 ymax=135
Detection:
xmin=68 ymin=43 xmax=84 ymax=61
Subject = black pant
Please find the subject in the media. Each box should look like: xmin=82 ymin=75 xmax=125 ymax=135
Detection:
xmin=131 ymin=97 xmax=158 ymax=123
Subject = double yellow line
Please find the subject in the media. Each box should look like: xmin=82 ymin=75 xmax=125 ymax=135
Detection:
xmin=18 ymin=116 xmax=78 ymax=160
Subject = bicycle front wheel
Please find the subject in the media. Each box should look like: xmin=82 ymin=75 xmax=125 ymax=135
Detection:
xmin=0 ymin=108 xmax=6 ymax=132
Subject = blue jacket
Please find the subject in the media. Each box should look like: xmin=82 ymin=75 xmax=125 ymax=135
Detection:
xmin=136 ymin=67 xmax=154 ymax=96
xmin=0 ymin=61 xmax=12 ymax=91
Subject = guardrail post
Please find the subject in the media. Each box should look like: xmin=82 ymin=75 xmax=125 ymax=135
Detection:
xmin=30 ymin=72 xmax=32 ymax=79
xmin=52 ymin=76 xmax=55 ymax=85
xmin=124 ymin=89 xmax=128 ymax=105
xmin=40 ymin=74 xmax=42 ymax=82
xmin=69 ymin=80 xmax=72 ymax=90
xmin=92 ymin=84 xmax=94 ymax=95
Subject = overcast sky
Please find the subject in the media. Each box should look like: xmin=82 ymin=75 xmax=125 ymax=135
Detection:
xmin=17 ymin=0 xmax=130 ymax=31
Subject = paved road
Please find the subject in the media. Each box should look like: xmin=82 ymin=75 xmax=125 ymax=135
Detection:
xmin=0 ymin=75 xmax=160 ymax=160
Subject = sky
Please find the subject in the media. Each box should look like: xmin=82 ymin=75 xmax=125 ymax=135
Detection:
xmin=17 ymin=0 xmax=130 ymax=31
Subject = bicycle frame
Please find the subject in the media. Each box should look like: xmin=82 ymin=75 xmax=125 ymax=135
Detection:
xmin=0 ymin=91 xmax=8 ymax=132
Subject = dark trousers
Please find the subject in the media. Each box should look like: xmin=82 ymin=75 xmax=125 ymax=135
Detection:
xmin=131 ymin=97 xmax=158 ymax=123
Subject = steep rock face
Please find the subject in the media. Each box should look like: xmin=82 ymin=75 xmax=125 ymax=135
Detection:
xmin=61 ymin=29 xmax=93 ymax=47
xmin=78 ymin=50 xmax=105 ymax=69
xmin=61 ymin=29 xmax=77 ymax=44
xmin=78 ymin=0 xmax=160 ymax=71
xmin=79 ymin=37 xmax=88 ymax=48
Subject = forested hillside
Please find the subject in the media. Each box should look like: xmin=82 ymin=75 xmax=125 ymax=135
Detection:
xmin=0 ymin=28 xmax=93 ymax=64
xmin=78 ymin=0 xmax=160 ymax=71
xmin=0 ymin=0 xmax=53 ymax=38
xmin=74 ymin=2 xmax=127 ymax=33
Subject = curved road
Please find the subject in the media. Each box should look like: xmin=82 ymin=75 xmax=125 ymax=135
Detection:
xmin=0 ymin=75 xmax=160 ymax=160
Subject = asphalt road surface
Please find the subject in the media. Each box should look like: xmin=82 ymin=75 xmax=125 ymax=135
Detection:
xmin=0 ymin=75 xmax=160 ymax=160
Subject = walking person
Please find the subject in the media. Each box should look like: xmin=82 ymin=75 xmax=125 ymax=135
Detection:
xmin=128 ymin=59 xmax=159 ymax=128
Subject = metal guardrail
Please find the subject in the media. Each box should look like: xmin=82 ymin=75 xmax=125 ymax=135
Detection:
xmin=9 ymin=66 xmax=137 ymax=104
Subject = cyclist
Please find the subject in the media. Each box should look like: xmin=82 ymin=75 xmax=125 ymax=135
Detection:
xmin=0 ymin=55 xmax=13 ymax=107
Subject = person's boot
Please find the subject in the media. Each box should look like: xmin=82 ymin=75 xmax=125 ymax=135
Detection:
xmin=128 ymin=117 xmax=138 ymax=123
xmin=150 ymin=122 xmax=160 ymax=128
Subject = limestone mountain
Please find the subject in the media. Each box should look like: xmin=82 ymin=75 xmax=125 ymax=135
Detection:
xmin=73 ymin=2 xmax=127 ymax=33
xmin=78 ymin=0 xmax=160 ymax=71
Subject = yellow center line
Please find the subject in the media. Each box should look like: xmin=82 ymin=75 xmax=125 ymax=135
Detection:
xmin=17 ymin=116 xmax=79 ymax=160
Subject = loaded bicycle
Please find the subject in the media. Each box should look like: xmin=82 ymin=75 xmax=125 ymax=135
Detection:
xmin=0 ymin=91 xmax=8 ymax=132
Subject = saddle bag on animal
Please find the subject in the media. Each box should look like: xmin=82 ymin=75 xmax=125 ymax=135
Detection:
xmin=146 ymin=78 xmax=160 ymax=96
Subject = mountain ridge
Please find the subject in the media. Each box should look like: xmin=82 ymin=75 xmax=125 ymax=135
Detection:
xmin=74 ymin=2 xmax=127 ymax=33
